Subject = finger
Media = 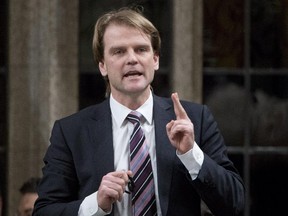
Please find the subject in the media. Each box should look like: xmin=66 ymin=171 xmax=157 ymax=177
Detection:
xmin=171 ymin=92 xmax=188 ymax=120
xmin=106 ymin=171 xmax=127 ymax=193
xmin=114 ymin=170 xmax=125 ymax=178
xmin=126 ymin=170 xmax=133 ymax=179
xmin=166 ymin=120 xmax=173 ymax=130
xmin=118 ymin=170 xmax=133 ymax=182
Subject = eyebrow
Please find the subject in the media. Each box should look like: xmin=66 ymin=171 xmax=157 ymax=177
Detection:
xmin=109 ymin=44 xmax=151 ymax=52
xmin=109 ymin=46 xmax=125 ymax=52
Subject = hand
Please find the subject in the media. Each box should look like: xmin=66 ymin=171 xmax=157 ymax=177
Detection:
xmin=166 ymin=92 xmax=195 ymax=154
xmin=97 ymin=170 xmax=132 ymax=212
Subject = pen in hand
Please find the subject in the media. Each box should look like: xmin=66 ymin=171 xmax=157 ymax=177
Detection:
xmin=125 ymin=176 xmax=135 ymax=194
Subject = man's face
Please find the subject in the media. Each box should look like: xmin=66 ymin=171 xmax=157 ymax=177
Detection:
xmin=99 ymin=24 xmax=159 ymax=101
xmin=17 ymin=193 xmax=38 ymax=216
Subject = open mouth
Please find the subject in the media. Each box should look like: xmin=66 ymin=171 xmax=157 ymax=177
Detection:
xmin=124 ymin=71 xmax=142 ymax=77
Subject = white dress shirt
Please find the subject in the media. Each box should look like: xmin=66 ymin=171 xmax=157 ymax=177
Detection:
xmin=78 ymin=92 xmax=204 ymax=216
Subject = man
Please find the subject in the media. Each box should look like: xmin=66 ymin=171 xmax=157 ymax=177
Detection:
xmin=17 ymin=177 xmax=41 ymax=216
xmin=33 ymin=6 xmax=245 ymax=216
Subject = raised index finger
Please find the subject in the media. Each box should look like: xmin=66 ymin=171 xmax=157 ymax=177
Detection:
xmin=171 ymin=92 xmax=189 ymax=120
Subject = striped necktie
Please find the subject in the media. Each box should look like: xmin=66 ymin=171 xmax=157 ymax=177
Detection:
xmin=127 ymin=111 xmax=157 ymax=216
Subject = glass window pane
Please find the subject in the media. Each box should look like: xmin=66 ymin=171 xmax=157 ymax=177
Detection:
xmin=203 ymin=0 xmax=244 ymax=68
xmin=251 ymin=0 xmax=288 ymax=68
xmin=79 ymin=74 xmax=106 ymax=109
xmin=251 ymin=75 xmax=288 ymax=146
xmin=250 ymin=155 xmax=288 ymax=215
xmin=228 ymin=154 xmax=244 ymax=179
xmin=204 ymin=75 xmax=246 ymax=146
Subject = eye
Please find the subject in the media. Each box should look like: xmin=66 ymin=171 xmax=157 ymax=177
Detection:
xmin=137 ymin=47 xmax=147 ymax=53
xmin=113 ymin=49 xmax=124 ymax=55
xmin=139 ymin=47 xmax=147 ymax=52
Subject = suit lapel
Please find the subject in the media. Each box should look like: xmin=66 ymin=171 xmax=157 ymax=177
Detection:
xmin=153 ymin=95 xmax=176 ymax=216
xmin=88 ymin=99 xmax=115 ymax=181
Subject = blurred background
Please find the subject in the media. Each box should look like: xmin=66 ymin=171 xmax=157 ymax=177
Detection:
xmin=1 ymin=0 xmax=288 ymax=215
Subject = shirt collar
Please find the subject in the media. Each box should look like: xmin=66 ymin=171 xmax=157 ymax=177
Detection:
xmin=110 ymin=91 xmax=153 ymax=127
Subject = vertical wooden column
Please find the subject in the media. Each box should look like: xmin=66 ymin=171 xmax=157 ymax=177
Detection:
xmin=8 ymin=0 xmax=78 ymax=215
xmin=172 ymin=0 xmax=203 ymax=103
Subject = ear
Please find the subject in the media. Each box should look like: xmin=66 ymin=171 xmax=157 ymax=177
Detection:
xmin=153 ymin=53 xmax=159 ymax=71
xmin=99 ymin=61 xmax=108 ymax=76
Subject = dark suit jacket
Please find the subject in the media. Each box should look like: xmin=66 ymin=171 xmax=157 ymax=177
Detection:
xmin=33 ymin=95 xmax=245 ymax=216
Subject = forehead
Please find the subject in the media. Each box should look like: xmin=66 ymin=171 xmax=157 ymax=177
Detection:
xmin=103 ymin=24 xmax=151 ymax=46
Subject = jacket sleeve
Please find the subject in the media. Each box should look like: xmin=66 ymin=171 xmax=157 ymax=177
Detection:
xmin=191 ymin=105 xmax=245 ymax=216
xmin=33 ymin=120 xmax=83 ymax=216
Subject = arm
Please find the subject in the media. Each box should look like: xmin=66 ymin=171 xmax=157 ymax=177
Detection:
xmin=193 ymin=104 xmax=245 ymax=216
xmin=33 ymin=120 xmax=132 ymax=216
xmin=166 ymin=93 xmax=245 ymax=216
xmin=33 ymin=121 xmax=83 ymax=216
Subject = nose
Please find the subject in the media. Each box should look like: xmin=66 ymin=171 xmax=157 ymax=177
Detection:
xmin=127 ymin=50 xmax=138 ymax=65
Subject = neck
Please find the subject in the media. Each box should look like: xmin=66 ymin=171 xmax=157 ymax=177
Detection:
xmin=111 ymin=90 xmax=151 ymax=110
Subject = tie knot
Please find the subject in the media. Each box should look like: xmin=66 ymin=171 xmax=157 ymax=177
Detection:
xmin=127 ymin=111 xmax=142 ymax=124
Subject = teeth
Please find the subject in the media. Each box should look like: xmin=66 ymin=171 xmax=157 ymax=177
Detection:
xmin=125 ymin=72 xmax=141 ymax=77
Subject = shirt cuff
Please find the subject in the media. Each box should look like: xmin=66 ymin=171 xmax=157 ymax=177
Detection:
xmin=176 ymin=142 xmax=204 ymax=180
xmin=78 ymin=192 xmax=111 ymax=216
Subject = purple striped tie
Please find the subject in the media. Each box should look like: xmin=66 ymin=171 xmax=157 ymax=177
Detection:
xmin=127 ymin=111 xmax=157 ymax=216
